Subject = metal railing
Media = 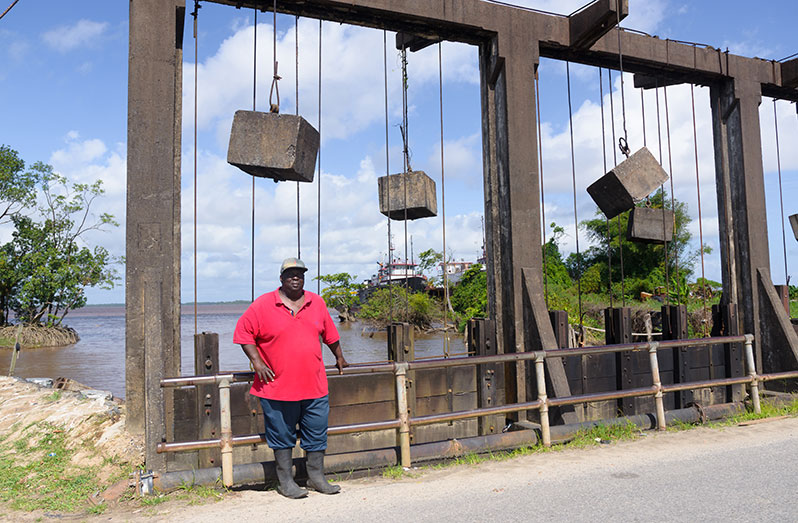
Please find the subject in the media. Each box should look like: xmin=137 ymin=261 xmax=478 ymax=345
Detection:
xmin=158 ymin=333 xmax=798 ymax=487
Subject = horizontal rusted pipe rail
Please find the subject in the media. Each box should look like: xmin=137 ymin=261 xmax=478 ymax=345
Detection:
xmin=160 ymin=335 xmax=749 ymax=388
xmin=548 ymin=386 xmax=658 ymax=407
xmin=157 ymin=333 xmax=767 ymax=482
xmin=409 ymin=400 xmax=544 ymax=427
xmin=758 ymin=370 xmax=798 ymax=382
xmin=157 ymin=418 xmax=404 ymax=453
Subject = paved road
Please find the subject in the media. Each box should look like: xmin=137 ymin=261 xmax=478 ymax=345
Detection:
xmin=133 ymin=416 xmax=798 ymax=522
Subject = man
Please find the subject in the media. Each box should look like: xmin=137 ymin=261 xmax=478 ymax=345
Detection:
xmin=234 ymin=257 xmax=349 ymax=498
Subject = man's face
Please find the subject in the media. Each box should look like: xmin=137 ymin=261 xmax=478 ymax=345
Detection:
xmin=280 ymin=268 xmax=306 ymax=293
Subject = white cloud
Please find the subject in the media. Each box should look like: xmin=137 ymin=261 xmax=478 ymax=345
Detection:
xmin=183 ymin=18 xmax=478 ymax=150
xmin=426 ymin=133 xmax=482 ymax=185
xmin=494 ymin=0 xmax=666 ymax=34
xmin=42 ymin=19 xmax=108 ymax=53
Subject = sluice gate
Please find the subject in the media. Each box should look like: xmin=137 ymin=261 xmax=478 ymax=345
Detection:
xmin=127 ymin=0 xmax=798 ymax=486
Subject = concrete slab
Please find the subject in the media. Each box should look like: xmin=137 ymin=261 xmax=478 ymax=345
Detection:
xmin=587 ymin=147 xmax=669 ymax=219
xmin=227 ymin=110 xmax=319 ymax=182
xmin=378 ymin=170 xmax=437 ymax=220
xmin=626 ymin=207 xmax=674 ymax=243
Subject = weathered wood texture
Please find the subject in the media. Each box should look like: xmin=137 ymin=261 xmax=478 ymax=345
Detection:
xmin=711 ymin=303 xmax=744 ymax=403
xmin=195 ymin=333 xmax=220 ymax=468
xmin=468 ymin=319 xmax=505 ymax=435
xmin=757 ymin=268 xmax=798 ymax=391
xmin=166 ymin=365 xmax=480 ymax=472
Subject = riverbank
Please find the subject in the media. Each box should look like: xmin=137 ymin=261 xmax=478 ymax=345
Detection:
xmin=0 ymin=324 xmax=79 ymax=349
xmin=0 ymin=376 xmax=142 ymax=514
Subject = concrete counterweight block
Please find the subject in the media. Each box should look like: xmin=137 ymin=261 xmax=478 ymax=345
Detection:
xmin=227 ymin=110 xmax=319 ymax=182
xmin=586 ymin=147 xmax=669 ymax=219
xmin=378 ymin=171 xmax=437 ymax=220
xmin=627 ymin=207 xmax=674 ymax=243
xmin=790 ymin=214 xmax=798 ymax=241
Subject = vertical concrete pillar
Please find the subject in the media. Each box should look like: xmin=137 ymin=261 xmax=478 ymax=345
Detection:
xmin=479 ymin=24 xmax=541 ymax=406
xmin=478 ymin=25 xmax=574 ymax=422
xmin=126 ymin=0 xmax=185 ymax=463
xmin=710 ymin=75 xmax=769 ymax=372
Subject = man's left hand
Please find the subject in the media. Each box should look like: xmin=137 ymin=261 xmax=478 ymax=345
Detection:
xmin=335 ymin=356 xmax=349 ymax=374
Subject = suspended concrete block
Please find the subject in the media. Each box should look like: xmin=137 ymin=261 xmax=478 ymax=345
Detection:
xmin=586 ymin=147 xmax=669 ymax=219
xmin=627 ymin=207 xmax=674 ymax=243
xmin=790 ymin=214 xmax=798 ymax=241
xmin=378 ymin=171 xmax=437 ymax=220
xmin=227 ymin=110 xmax=319 ymax=183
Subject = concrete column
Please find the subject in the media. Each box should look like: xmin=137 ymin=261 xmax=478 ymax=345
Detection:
xmin=126 ymin=0 xmax=185 ymax=453
xmin=710 ymin=76 xmax=769 ymax=372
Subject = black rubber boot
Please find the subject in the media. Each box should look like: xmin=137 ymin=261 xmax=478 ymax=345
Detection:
xmin=274 ymin=448 xmax=308 ymax=499
xmin=305 ymin=451 xmax=341 ymax=494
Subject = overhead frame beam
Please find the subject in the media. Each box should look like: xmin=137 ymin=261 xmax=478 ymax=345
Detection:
xmin=212 ymin=0 xmax=797 ymax=101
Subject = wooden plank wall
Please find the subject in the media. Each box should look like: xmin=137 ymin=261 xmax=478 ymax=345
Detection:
xmin=167 ymin=367 xmax=478 ymax=473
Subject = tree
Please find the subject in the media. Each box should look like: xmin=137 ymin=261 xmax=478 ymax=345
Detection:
xmin=358 ymin=286 xmax=440 ymax=328
xmin=542 ymin=223 xmax=571 ymax=288
xmin=0 ymin=145 xmax=43 ymax=224
xmin=315 ymin=273 xmax=363 ymax=320
xmin=579 ymin=190 xmax=704 ymax=300
xmin=1 ymin=160 xmax=119 ymax=326
xmin=450 ymin=264 xmax=488 ymax=329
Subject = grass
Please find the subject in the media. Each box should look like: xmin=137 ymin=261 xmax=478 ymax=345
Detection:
xmin=381 ymin=398 xmax=798 ymax=480
xmin=0 ymin=421 xmax=111 ymax=512
xmin=44 ymin=390 xmax=61 ymax=402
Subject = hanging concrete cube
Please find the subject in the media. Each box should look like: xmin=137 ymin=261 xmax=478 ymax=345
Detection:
xmin=626 ymin=207 xmax=674 ymax=243
xmin=378 ymin=171 xmax=437 ymax=220
xmin=790 ymin=214 xmax=798 ymax=241
xmin=586 ymin=146 xmax=669 ymax=219
xmin=227 ymin=110 xmax=319 ymax=182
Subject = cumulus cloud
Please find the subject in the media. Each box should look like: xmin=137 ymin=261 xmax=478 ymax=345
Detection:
xmin=42 ymin=19 xmax=108 ymax=53
xmin=183 ymin=18 xmax=478 ymax=150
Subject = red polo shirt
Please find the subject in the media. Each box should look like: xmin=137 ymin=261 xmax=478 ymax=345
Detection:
xmin=233 ymin=289 xmax=340 ymax=401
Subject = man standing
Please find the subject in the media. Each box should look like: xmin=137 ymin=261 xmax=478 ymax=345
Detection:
xmin=234 ymin=257 xmax=349 ymax=498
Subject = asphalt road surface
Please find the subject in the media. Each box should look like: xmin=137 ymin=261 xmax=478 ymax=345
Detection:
xmin=122 ymin=416 xmax=798 ymax=522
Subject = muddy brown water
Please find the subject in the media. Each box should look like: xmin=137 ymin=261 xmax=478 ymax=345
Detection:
xmin=0 ymin=304 xmax=464 ymax=399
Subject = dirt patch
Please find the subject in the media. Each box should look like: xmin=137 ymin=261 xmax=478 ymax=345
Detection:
xmin=0 ymin=376 xmax=142 ymax=466
xmin=0 ymin=376 xmax=143 ymax=515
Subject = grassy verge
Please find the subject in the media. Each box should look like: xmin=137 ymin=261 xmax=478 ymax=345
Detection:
xmin=381 ymin=398 xmax=798 ymax=480
xmin=0 ymin=421 xmax=128 ymax=513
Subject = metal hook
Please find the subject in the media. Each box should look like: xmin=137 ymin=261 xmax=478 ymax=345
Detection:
xmin=618 ymin=136 xmax=630 ymax=158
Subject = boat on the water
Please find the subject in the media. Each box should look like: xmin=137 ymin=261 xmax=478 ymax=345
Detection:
xmin=359 ymin=260 xmax=428 ymax=301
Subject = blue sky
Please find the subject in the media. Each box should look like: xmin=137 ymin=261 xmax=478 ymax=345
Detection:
xmin=1 ymin=0 xmax=796 ymax=305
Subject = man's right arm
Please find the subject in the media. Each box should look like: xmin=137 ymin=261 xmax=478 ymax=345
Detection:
xmin=240 ymin=344 xmax=275 ymax=383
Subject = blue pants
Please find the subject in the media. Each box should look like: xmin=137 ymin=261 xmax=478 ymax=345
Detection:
xmin=259 ymin=395 xmax=329 ymax=452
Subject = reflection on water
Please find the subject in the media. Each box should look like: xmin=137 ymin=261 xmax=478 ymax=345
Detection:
xmin=0 ymin=304 xmax=464 ymax=399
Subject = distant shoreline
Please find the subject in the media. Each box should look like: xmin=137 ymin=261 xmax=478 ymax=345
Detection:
xmin=51 ymin=302 xmax=251 ymax=318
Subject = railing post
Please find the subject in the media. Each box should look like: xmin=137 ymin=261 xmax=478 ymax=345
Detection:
xmin=743 ymin=335 xmax=761 ymax=414
xmin=648 ymin=343 xmax=666 ymax=431
xmin=218 ymin=377 xmax=233 ymax=487
xmin=534 ymin=353 xmax=550 ymax=447
xmin=394 ymin=363 xmax=411 ymax=468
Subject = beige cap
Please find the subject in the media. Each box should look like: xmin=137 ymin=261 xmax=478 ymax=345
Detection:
xmin=280 ymin=257 xmax=308 ymax=275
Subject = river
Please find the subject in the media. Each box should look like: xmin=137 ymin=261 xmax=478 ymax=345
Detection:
xmin=0 ymin=304 xmax=464 ymax=399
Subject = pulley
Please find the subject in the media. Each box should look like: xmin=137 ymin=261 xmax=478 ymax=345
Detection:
xmin=378 ymin=170 xmax=437 ymax=220
xmin=586 ymin=146 xmax=669 ymax=219
xmin=227 ymin=110 xmax=319 ymax=182
xmin=626 ymin=207 xmax=674 ymax=244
